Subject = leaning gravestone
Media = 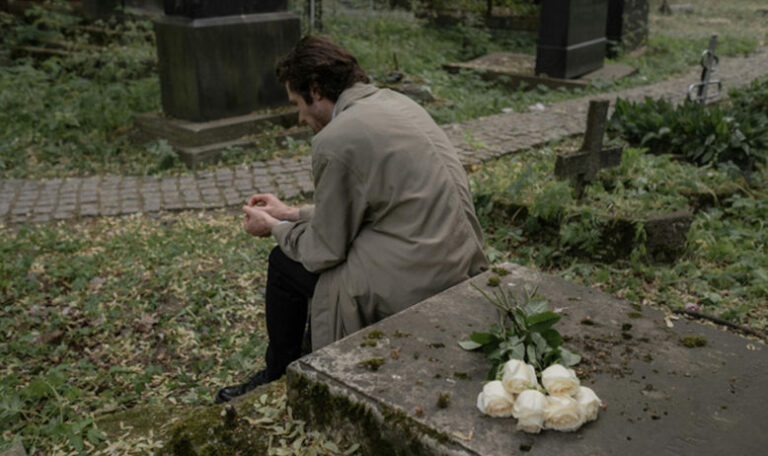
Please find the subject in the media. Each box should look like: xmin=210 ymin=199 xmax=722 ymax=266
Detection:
xmin=606 ymin=0 xmax=649 ymax=57
xmin=287 ymin=264 xmax=768 ymax=455
xmin=155 ymin=0 xmax=299 ymax=121
xmin=536 ymin=0 xmax=609 ymax=79
xmin=554 ymin=99 xmax=622 ymax=197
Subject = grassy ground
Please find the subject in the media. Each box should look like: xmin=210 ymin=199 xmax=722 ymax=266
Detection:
xmin=472 ymin=140 xmax=768 ymax=331
xmin=0 ymin=0 xmax=765 ymax=178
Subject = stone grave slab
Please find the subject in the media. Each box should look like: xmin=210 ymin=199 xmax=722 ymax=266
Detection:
xmin=287 ymin=264 xmax=768 ymax=455
xmin=132 ymin=107 xmax=311 ymax=167
xmin=444 ymin=52 xmax=637 ymax=91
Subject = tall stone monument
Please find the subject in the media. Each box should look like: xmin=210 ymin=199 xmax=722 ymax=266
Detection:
xmin=155 ymin=0 xmax=300 ymax=121
xmin=535 ymin=0 xmax=609 ymax=79
xmin=606 ymin=0 xmax=649 ymax=57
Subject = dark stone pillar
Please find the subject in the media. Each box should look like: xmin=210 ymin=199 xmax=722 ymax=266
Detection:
xmin=606 ymin=0 xmax=649 ymax=57
xmin=154 ymin=1 xmax=300 ymax=121
xmin=535 ymin=0 xmax=608 ymax=79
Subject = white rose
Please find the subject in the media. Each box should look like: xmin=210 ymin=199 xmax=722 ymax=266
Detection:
xmin=512 ymin=389 xmax=547 ymax=434
xmin=501 ymin=359 xmax=540 ymax=395
xmin=541 ymin=364 xmax=580 ymax=396
xmin=476 ymin=380 xmax=515 ymax=418
xmin=544 ymin=395 xmax=585 ymax=432
xmin=574 ymin=386 xmax=602 ymax=422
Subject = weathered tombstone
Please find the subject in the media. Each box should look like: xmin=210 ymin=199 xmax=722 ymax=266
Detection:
xmin=287 ymin=264 xmax=768 ymax=455
xmin=606 ymin=0 xmax=649 ymax=57
xmin=554 ymin=99 xmax=622 ymax=196
xmin=535 ymin=0 xmax=608 ymax=79
xmin=154 ymin=0 xmax=300 ymax=122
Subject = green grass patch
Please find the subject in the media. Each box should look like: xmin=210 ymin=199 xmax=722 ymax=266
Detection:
xmin=1 ymin=3 xmax=765 ymax=178
xmin=472 ymin=139 xmax=768 ymax=331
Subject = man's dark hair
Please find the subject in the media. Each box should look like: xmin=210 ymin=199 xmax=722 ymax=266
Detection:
xmin=276 ymin=36 xmax=369 ymax=105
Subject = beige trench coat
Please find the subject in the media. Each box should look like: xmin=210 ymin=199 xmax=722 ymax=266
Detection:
xmin=272 ymin=83 xmax=488 ymax=350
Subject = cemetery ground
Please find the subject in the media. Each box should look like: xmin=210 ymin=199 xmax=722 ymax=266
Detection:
xmin=1 ymin=0 xmax=768 ymax=455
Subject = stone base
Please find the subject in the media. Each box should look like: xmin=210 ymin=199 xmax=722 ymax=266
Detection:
xmin=287 ymin=264 xmax=768 ymax=455
xmin=444 ymin=52 xmax=637 ymax=91
xmin=133 ymin=109 xmax=312 ymax=168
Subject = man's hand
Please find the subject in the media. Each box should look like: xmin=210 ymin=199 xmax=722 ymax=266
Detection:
xmin=247 ymin=193 xmax=300 ymax=221
xmin=242 ymin=205 xmax=280 ymax=237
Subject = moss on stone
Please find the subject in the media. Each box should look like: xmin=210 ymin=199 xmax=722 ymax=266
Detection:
xmin=360 ymin=339 xmax=378 ymax=348
xmin=436 ymin=393 xmax=451 ymax=409
xmin=359 ymin=357 xmax=385 ymax=371
xmin=680 ymin=335 xmax=707 ymax=348
xmin=155 ymin=382 xmax=284 ymax=456
xmin=367 ymin=330 xmax=386 ymax=340
xmin=487 ymin=275 xmax=501 ymax=287
xmin=491 ymin=266 xmax=510 ymax=276
xmin=287 ymin=371 xmax=455 ymax=456
xmin=97 ymin=403 xmax=180 ymax=441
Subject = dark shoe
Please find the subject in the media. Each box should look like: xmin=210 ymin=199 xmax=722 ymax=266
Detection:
xmin=215 ymin=369 xmax=279 ymax=404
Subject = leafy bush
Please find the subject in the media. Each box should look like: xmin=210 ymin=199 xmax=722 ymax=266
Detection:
xmin=607 ymin=96 xmax=768 ymax=171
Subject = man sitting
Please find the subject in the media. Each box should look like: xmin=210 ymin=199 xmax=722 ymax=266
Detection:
xmin=216 ymin=36 xmax=487 ymax=403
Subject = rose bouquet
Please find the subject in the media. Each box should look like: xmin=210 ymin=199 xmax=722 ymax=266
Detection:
xmin=459 ymin=282 xmax=580 ymax=380
xmin=461 ymin=278 xmax=603 ymax=433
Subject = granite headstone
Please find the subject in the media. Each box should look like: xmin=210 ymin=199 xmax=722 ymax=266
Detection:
xmin=154 ymin=0 xmax=300 ymax=121
xmin=535 ymin=0 xmax=608 ymax=79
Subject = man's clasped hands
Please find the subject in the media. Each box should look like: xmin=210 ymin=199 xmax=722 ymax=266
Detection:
xmin=242 ymin=194 xmax=301 ymax=237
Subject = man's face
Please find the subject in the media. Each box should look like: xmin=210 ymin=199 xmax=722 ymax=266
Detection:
xmin=286 ymin=83 xmax=333 ymax=134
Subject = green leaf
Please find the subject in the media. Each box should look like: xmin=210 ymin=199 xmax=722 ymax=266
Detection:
xmin=559 ymin=348 xmax=582 ymax=367
xmin=526 ymin=311 xmax=561 ymax=332
xmin=540 ymin=329 xmax=563 ymax=348
xmin=86 ymin=427 xmax=106 ymax=445
xmin=510 ymin=342 xmax=526 ymax=361
xmin=458 ymin=340 xmax=483 ymax=351
xmin=323 ymin=441 xmax=340 ymax=453
xmin=523 ymin=297 xmax=549 ymax=316
xmin=470 ymin=332 xmax=495 ymax=345
xmin=526 ymin=344 xmax=539 ymax=368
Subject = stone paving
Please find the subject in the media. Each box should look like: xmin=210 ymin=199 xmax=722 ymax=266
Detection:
xmin=2 ymin=47 xmax=768 ymax=225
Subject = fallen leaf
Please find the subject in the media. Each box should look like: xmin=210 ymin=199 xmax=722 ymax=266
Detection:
xmin=39 ymin=330 xmax=64 ymax=345
xmin=452 ymin=429 xmax=474 ymax=441
xmin=134 ymin=313 xmax=157 ymax=333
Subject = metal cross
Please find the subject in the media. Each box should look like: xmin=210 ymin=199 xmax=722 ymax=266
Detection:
xmin=554 ymin=100 xmax=623 ymax=198
xmin=687 ymin=35 xmax=722 ymax=105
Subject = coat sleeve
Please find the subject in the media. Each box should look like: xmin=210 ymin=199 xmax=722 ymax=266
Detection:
xmin=271 ymin=154 xmax=366 ymax=273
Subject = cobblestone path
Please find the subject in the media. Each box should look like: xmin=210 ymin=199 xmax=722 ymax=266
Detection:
xmin=2 ymin=47 xmax=768 ymax=225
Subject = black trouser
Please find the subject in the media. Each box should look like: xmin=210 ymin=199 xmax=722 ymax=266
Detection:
xmin=264 ymin=246 xmax=319 ymax=378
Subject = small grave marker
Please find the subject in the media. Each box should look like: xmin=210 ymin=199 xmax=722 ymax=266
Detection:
xmin=554 ymin=99 xmax=622 ymax=197
xmin=687 ymin=34 xmax=722 ymax=105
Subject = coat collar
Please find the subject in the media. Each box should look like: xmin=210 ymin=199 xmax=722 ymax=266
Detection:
xmin=334 ymin=83 xmax=378 ymax=117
